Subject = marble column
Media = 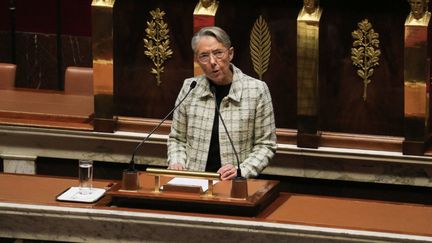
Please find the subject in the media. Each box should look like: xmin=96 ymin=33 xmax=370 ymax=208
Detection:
xmin=92 ymin=0 xmax=116 ymax=132
xmin=403 ymin=5 xmax=431 ymax=155
xmin=296 ymin=1 xmax=323 ymax=148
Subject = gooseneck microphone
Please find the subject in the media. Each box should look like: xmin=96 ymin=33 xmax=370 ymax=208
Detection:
xmin=210 ymin=86 xmax=243 ymax=179
xmin=128 ymin=80 xmax=197 ymax=171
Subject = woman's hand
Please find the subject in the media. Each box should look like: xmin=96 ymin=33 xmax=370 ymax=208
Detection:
xmin=217 ymin=164 xmax=238 ymax=180
xmin=168 ymin=163 xmax=184 ymax=171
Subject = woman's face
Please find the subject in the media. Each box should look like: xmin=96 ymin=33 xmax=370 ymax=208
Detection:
xmin=409 ymin=0 xmax=426 ymax=19
xmin=195 ymin=36 xmax=234 ymax=85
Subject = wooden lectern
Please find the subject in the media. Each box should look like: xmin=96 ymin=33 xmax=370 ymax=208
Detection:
xmin=107 ymin=169 xmax=279 ymax=217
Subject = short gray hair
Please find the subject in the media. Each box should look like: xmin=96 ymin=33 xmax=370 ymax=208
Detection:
xmin=191 ymin=26 xmax=231 ymax=53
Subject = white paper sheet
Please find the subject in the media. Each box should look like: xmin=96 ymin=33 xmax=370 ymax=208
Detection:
xmin=164 ymin=178 xmax=219 ymax=192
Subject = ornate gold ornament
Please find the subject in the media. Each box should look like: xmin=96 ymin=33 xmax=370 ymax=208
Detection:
xmin=351 ymin=19 xmax=381 ymax=101
xmin=143 ymin=8 xmax=173 ymax=86
xmin=92 ymin=0 xmax=115 ymax=7
xmin=249 ymin=15 xmax=271 ymax=80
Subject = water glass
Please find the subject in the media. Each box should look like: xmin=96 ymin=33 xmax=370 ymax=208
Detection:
xmin=78 ymin=159 xmax=93 ymax=195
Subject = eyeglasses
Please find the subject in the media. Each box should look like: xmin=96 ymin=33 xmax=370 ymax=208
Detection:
xmin=196 ymin=49 xmax=228 ymax=64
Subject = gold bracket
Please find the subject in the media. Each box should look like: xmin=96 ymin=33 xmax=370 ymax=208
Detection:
xmin=146 ymin=168 xmax=220 ymax=197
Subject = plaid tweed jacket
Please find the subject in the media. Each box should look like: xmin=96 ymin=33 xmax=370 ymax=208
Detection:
xmin=167 ymin=64 xmax=277 ymax=178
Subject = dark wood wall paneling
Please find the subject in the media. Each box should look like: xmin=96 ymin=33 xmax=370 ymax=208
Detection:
xmin=113 ymin=0 xmax=417 ymax=136
xmin=114 ymin=0 xmax=302 ymax=127
xmin=60 ymin=0 xmax=92 ymax=81
xmin=319 ymin=0 xmax=410 ymax=136
xmin=0 ymin=0 xmax=431 ymax=138
xmin=14 ymin=0 xmax=58 ymax=89
xmin=114 ymin=0 xmax=196 ymax=120
xmin=0 ymin=0 xmax=92 ymax=90
xmin=216 ymin=0 xmax=302 ymax=129
xmin=0 ymin=0 xmax=12 ymax=62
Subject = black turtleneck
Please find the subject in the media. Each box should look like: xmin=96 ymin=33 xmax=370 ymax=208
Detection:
xmin=205 ymin=82 xmax=231 ymax=172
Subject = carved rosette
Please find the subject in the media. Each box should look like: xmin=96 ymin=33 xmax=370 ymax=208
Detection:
xmin=351 ymin=19 xmax=381 ymax=101
xmin=143 ymin=8 xmax=173 ymax=86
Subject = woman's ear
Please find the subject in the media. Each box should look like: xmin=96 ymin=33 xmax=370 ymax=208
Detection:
xmin=228 ymin=47 xmax=234 ymax=61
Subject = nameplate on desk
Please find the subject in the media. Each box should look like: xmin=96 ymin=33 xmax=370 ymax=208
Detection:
xmin=56 ymin=187 xmax=106 ymax=203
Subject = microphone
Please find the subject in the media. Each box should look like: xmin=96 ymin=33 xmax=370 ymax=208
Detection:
xmin=210 ymin=86 xmax=243 ymax=179
xmin=128 ymin=80 xmax=197 ymax=171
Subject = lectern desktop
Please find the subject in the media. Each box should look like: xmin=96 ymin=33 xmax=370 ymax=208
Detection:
xmin=107 ymin=169 xmax=280 ymax=217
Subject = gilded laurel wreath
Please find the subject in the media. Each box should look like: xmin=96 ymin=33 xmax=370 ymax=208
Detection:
xmin=250 ymin=15 xmax=271 ymax=80
xmin=351 ymin=19 xmax=381 ymax=101
xmin=143 ymin=8 xmax=173 ymax=86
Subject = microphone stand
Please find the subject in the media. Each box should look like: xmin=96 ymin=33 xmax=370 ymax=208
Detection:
xmin=122 ymin=81 xmax=197 ymax=190
xmin=212 ymin=87 xmax=248 ymax=198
